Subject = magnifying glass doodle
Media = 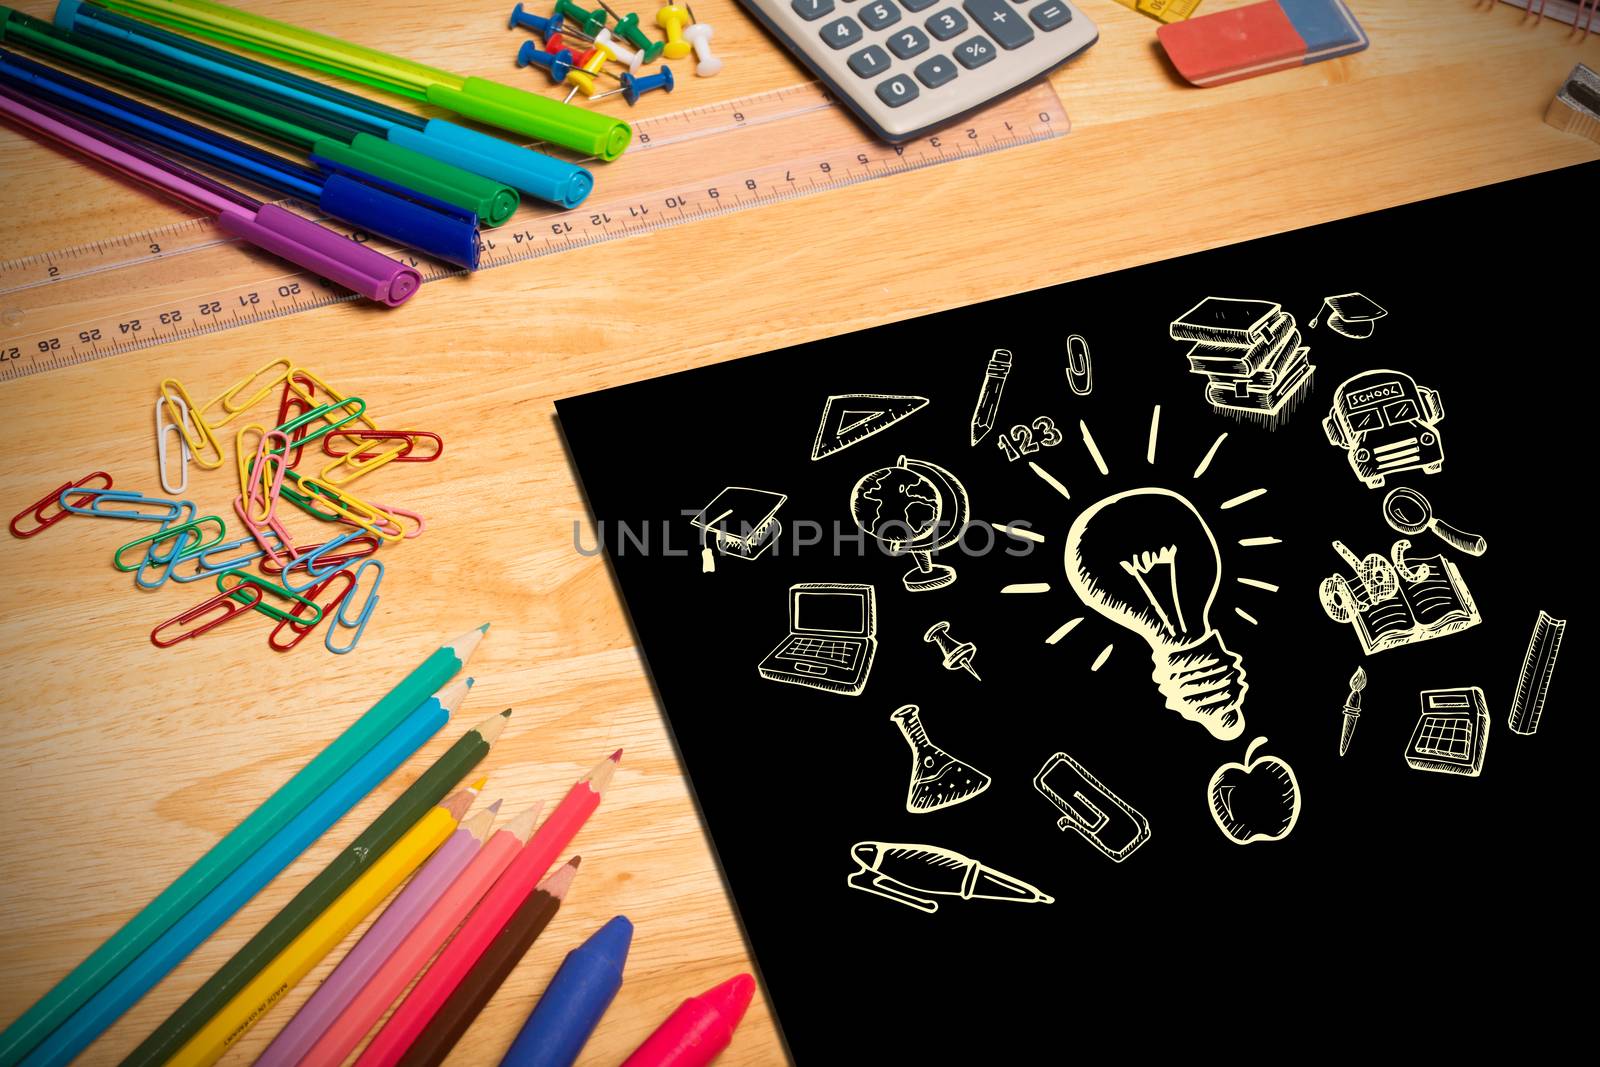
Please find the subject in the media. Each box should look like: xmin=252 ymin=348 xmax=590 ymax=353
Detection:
xmin=1382 ymin=487 xmax=1487 ymax=556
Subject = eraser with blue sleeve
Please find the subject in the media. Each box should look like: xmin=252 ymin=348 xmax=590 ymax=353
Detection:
xmin=1157 ymin=0 xmax=1368 ymax=88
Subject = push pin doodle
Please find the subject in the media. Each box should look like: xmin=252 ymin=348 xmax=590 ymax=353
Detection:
xmin=656 ymin=5 xmax=693 ymax=59
xmin=593 ymin=67 xmax=675 ymax=105
xmin=1338 ymin=665 xmax=1367 ymax=756
xmin=924 ymin=620 xmax=979 ymax=680
xmin=600 ymin=2 xmax=668 ymax=61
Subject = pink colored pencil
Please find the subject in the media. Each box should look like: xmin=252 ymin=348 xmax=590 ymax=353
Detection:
xmin=254 ymin=805 xmax=502 ymax=1067
xmin=294 ymin=802 xmax=543 ymax=1067
xmin=354 ymin=751 xmax=621 ymax=1067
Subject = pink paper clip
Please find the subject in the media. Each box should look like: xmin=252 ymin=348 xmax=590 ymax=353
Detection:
xmin=361 ymin=502 xmax=426 ymax=540
xmin=10 ymin=471 xmax=113 ymax=538
xmin=269 ymin=568 xmax=355 ymax=651
xmin=234 ymin=494 xmax=299 ymax=569
xmin=151 ymin=583 xmax=264 ymax=648
xmin=244 ymin=431 xmax=291 ymax=524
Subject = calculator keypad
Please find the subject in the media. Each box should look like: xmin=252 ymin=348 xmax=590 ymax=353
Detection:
xmin=876 ymin=74 xmax=920 ymax=106
xmin=848 ymin=44 xmax=891 ymax=76
xmin=822 ymin=15 xmax=863 ymax=47
xmin=954 ymin=35 xmax=995 ymax=67
xmin=861 ymin=1 xmax=901 ymax=29
xmin=887 ymin=26 xmax=929 ymax=58
xmin=926 ymin=8 xmax=967 ymax=40
xmin=792 ymin=0 xmax=833 ymax=19
xmin=961 ymin=0 xmax=1033 ymax=49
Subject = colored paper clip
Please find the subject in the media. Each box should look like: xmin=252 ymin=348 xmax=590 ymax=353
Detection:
xmin=169 ymin=532 xmax=277 ymax=582
xmin=278 ymin=529 xmax=368 ymax=592
xmin=285 ymin=368 xmax=380 ymax=434
xmin=243 ymin=431 xmax=291 ymax=524
xmin=316 ymin=435 xmax=409 ymax=486
xmin=217 ymin=569 xmax=324 ymax=625
xmin=322 ymin=430 xmax=444 ymax=462
xmin=260 ymin=533 xmax=378 ymax=576
xmin=151 ymin=583 xmax=264 ymax=648
xmin=114 ymin=515 xmax=226 ymax=572
xmin=272 ymin=399 xmax=370 ymax=456
xmin=160 ymin=378 xmax=225 ymax=469
xmin=291 ymin=476 xmax=406 ymax=543
xmin=364 ymin=502 xmax=425 ymax=540
xmin=156 ymin=395 xmax=194 ymax=494
xmin=135 ymin=525 xmax=204 ymax=591
xmin=276 ymin=376 xmax=316 ymax=468
xmin=9 ymin=471 xmax=113 ymax=538
xmin=234 ymin=495 xmax=301 ymax=568
xmin=270 ymin=568 xmax=356 ymax=651
xmin=327 ymin=558 xmax=382 ymax=654
xmin=235 ymin=424 xmax=267 ymax=499
xmin=59 ymin=488 xmax=186 ymax=522
xmin=202 ymin=356 xmax=293 ymax=426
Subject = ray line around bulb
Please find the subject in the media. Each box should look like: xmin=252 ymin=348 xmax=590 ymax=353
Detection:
xmin=1192 ymin=432 xmax=1229 ymax=479
xmin=1147 ymin=405 xmax=1160 ymax=465
xmin=1002 ymin=583 xmax=1052 ymax=594
xmin=1045 ymin=618 xmax=1084 ymax=645
xmin=1079 ymin=420 xmax=1111 ymax=476
xmin=1234 ymin=607 xmax=1259 ymax=625
xmin=1090 ymin=644 xmax=1114 ymax=671
xmin=991 ymin=522 xmax=1046 ymax=543
xmin=1238 ymin=536 xmax=1282 ymax=546
xmin=1028 ymin=460 xmax=1071 ymax=500
xmin=1219 ymin=488 xmax=1268 ymax=509
xmin=1237 ymin=577 xmax=1280 ymax=592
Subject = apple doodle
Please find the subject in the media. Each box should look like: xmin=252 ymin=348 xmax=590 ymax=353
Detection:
xmin=1207 ymin=738 xmax=1301 ymax=845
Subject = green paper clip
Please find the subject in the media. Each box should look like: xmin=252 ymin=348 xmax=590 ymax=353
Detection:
xmin=216 ymin=568 xmax=324 ymax=624
xmin=114 ymin=515 xmax=227 ymax=571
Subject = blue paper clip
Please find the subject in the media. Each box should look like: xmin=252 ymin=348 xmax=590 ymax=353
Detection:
xmin=326 ymin=558 xmax=382 ymax=654
xmin=130 ymin=502 xmax=201 ymax=590
xmin=170 ymin=531 xmax=284 ymax=583
xmin=278 ymin=529 xmax=369 ymax=593
xmin=59 ymin=488 xmax=186 ymax=521
xmin=136 ymin=526 xmax=205 ymax=590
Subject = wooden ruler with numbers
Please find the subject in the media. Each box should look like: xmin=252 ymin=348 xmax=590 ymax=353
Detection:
xmin=0 ymin=80 xmax=1067 ymax=382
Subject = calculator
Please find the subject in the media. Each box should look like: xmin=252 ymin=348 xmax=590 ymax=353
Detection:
xmin=735 ymin=0 xmax=1097 ymax=142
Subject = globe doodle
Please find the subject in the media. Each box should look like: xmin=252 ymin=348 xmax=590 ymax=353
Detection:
xmin=847 ymin=455 xmax=970 ymax=592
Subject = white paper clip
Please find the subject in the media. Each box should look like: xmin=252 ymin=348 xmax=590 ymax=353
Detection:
xmin=155 ymin=394 xmax=195 ymax=495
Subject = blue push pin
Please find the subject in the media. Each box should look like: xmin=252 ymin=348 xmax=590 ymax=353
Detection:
xmin=517 ymin=39 xmax=576 ymax=81
xmin=597 ymin=64 xmax=674 ymax=105
xmin=509 ymin=3 xmax=565 ymax=37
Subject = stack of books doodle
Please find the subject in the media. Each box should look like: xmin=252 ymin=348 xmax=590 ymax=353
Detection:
xmin=1170 ymin=297 xmax=1314 ymax=424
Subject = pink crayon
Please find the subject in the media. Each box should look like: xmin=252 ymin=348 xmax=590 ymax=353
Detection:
xmin=621 ymin=974 xmax=756 ymax=1067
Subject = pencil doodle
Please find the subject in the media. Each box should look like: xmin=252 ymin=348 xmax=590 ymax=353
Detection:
xmin=847 ymin=843 xmax=1053 ymax=913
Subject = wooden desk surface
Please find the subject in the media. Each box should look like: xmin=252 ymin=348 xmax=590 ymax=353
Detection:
xmin=0 ymin=1 xmax=1594 ymax=1063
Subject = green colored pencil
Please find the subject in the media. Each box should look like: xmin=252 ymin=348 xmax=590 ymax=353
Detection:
xmin=121 ymin=707 xmax=512 ymax=1067
xmin=0 ymin=625 xmax=488 ymax=1067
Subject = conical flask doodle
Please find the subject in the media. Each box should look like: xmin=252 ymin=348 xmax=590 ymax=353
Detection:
xmin=891 ymin=704 xmax=991 ymax=813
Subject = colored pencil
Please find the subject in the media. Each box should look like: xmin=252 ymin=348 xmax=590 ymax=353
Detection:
xmin=499 ymin=916 xmax=633 ymax=1067
xmin=355 ymin=752 xmax=620 ymax=1067
xmin=398 ymin=859 xmax=581 ymax=1067
xmin=300 ymin=803 xmax=544 ymax=1067
xmin=620 ymin=975 xmax=757 ymax=1067
xmin=254 ymin=805 xmax=500 ymax=1067
xmin=16 ymin=681 xmax=469 ymax=1067
xmin=122 ymin=707 xmax=509 ymax=1067
xmin=166 ymin=786 xmax=484 ymax=1066
xmin=0 ymin=626 xmax=484 ymax=1067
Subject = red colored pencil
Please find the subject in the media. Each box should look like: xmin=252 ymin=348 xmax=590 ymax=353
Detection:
xmin=354 ymin=751 xmax=620 ymax=1067
xmin=621 ymin=974 xmax=757 ymax=1067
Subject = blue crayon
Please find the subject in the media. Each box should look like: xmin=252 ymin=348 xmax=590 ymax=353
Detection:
xmin=499 ymin=915 xmax=632 ymax=1067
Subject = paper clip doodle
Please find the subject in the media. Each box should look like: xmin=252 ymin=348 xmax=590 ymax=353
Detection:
xmin=1033 ymin=751 xmax=1151 ymax=863
xmin=156 ymin=395 xmax=195 ymax=494
xmin=160 ymin=378 xmax=226 ymax=469
xmin=59 ymin=488 xmax=186 ymax=522
xmin=279 ymin=529 xmax=371 ymax=592
xmin=201 ymin=356 xmax=293 ymax=426
xmin=1065 ymin=334 xmax=1093 ymax=396
xmin=151 ymin=583 xmax=264 ymax=648
xmin=10 ymin=471 xmax=112 ymax=538
xmin=270 ymin=568 xmax=356 ymax=651
xmin=327 ymin=559 xmax=383 ymax=654
xmin=217 ymin=569 xmax=325 ymax=625
xmin=260 ymin=534 xmax=379 ymax=576
xmin=322 ymin=430 xmax=444 ymax=462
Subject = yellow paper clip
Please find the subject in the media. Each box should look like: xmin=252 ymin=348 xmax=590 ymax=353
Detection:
xmin=235 ymin=424 xmax=267 ymax=500
xmin=160 ymin=378 xmax=225 ymax=469
xmin=317 ymin=436 xmax=410 ymax=487
xmin=290 ymin=473 xmax=406 ymax=543
xmin=286 ymin=367 xmax=381 ymax=434
xmin=200 ymin=356 xmax=293 ymax=428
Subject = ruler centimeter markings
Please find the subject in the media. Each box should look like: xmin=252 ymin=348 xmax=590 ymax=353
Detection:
xmin=1 ymin=81 xmax=1067 ymax=382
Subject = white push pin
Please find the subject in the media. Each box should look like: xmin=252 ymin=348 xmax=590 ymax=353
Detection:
xmin=684 ymin=21 xmax=721 ymax=76
xmin=594 ymin=27 xmax=644 ymax=72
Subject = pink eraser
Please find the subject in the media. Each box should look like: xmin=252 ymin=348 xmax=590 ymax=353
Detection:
xmin=1158 ymin=0 xmax=1368 ymax=88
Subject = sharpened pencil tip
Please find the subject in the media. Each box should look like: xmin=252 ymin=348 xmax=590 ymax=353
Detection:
xmin=487 ymin=799 xmax=503 ymax=814
xmin=465 ymin=677 xmax=475 ymax=688
xmin=609 ymin=749 xmax=623 ymax=763
xmin=469 ymin=776 xmax=488 ymax=791
xmin=479 ymin=623 xmax=490 ymax=633
xmin=500 ymin=708 xmax=512 ymax=717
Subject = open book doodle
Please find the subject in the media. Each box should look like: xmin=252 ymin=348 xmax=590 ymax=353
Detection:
xmin=1319 ymin=539 xmax=1480 ymax=655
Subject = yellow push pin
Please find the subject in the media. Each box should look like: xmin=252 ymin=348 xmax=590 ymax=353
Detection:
xmin=656 ymin=4 xmax=692 ymax=60
xmin=924 ymin=620 xmax=980 ymax=681
xmin=562 ymin=46 xmax=622 ymax=103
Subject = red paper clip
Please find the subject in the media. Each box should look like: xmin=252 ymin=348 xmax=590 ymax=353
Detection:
xmin=259 ymin=534 xmax=380 ymax=576
xmin=234 ymin=495 xmax=300 ymax=569
xmin=268 ymin=568 xmax=356 ymax=651
xmin=322 ymin=430 xmax=444 ymax=462
xmin=10 ymin=471 xmax=114 ymax=538
xmin=276 ymin=375 xmax=317 ymax=469
xmin=151 ymin=583 xmax=264 ymax=648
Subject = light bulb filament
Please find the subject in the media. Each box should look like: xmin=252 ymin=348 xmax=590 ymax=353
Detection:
xmin=1118 ymin=545 xmax=1185 ymax=638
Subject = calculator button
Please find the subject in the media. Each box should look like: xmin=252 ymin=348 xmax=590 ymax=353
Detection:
xmin=886 ymin=26 xmax=930 ymax=58
xmin=914 ymin=55 xmax=958 ymax=88
xmin=860 ymin=1 xmax=902 ymax=29
xmin=1029 ymin=0 xmax=1071 ymax=29
xmin=848 ymin=44 xmax=891 ymax=77
xmin=961 ymin=0 xmax=1033 ymax=49
xmin=821 ymin=16 xmax=864 ymax=48
xmin=792 ymin=0 xmax=834 ymax=19
xmin=901 ymin=0 xmax=938 ymax=10
xmin=875 ymin=74 xmax=920 ymax=107
xmin=954 ymin=35 xmax=996 ymax=67
xmin=925 ymin=7 xmax=967 ymax=39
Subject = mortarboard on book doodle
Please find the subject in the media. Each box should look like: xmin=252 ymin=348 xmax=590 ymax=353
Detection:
xmin=690 ymin=487 xmax=786 ymax=570
xmin=1309 ymin=292 xmax=1387 ymax=339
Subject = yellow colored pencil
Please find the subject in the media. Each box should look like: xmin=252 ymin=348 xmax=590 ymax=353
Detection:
xmin=166 ymin=783 xmax=483 ymax=1067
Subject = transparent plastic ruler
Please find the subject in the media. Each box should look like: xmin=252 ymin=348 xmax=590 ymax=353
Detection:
xmin=0 ymin=80 xmax=1067 ymax=382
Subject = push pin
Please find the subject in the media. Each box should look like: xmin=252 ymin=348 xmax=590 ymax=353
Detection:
xmin=655 ymin=5 xmax=692 ymax=59
xmin=924 ymin=620 xmax=980 ymax=681
xmin=684 ymin=20 xmax=721 ymax=76
xmin=593 ymin=65 xmax=674 ymax=105
xmin=562 ymin=48 xmax=622 ymax=103
xmin=517 ymin=40 xmax=576 ymax=82
xmin=555 ymin=0 xmax=609 ymax=36
xmin=599 ymin=3 xmax=666 ymax=62
xmin=508 ymin=3 xmax=564 ymax=38
xmin=593 ymin=28 xmax=645 ymax=71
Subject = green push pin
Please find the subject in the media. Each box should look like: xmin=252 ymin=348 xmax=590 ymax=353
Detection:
xmin=598 ymin=0 xmax=666 ymax=62
xmin=554 ymin=0 xmax=609 ymax=37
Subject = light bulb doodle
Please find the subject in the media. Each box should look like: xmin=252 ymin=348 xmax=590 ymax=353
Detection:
xmin=1064 ymin=487 xmax=1248 ymax=741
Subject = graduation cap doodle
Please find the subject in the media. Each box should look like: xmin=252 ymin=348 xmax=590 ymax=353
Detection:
xmin=1310 ymin=293 xmax=1387 ymax=339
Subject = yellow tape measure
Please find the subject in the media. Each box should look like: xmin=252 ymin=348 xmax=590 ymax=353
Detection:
xmin=1107 ymin=0 xmax=1203 ymax=23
